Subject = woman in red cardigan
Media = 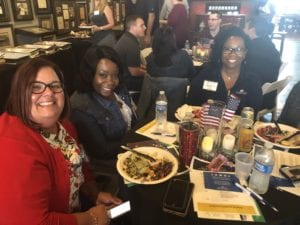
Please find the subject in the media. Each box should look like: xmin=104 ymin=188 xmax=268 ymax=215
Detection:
xmin=0 ymin=58 xmax=121 ymax=225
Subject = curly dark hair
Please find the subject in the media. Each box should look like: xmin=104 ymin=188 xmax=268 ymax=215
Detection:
xmin=210 ymin=26 xmax=250 ymax=66
xmin=77 ymin=45 xmax=123 ymax=92
xmin=152 ymin=26 xmax=178 ymax=67
xmin=6 ymin=57 xmax=70 ymax=130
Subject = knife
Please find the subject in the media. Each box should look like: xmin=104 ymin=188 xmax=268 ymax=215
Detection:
xmin=280 ymin=130 xmax=300 ymax=142
xmin=121 ymin=145 xmax=156 ymax=162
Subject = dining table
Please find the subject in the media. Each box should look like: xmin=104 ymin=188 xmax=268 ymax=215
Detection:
xmin=119 ymin=121 xmax=300 ymax=225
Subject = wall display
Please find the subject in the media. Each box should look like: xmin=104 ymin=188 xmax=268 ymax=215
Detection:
xmin=38 ymin=15 xmax=54 ymax=30
xmin=0 ymin=0 xmax=10 ymax=22
xmin=33 ymin=0 xmax=52 ymax=14
xmin=0 ymin=25 xmax=15 ymax=48
xmin=11 ymin=0 xmax=34 ymax=21
xmin=75 ymin=1 xmax=88 ymax=26
xmin=53 ymin=1 xmax=77 ymax=35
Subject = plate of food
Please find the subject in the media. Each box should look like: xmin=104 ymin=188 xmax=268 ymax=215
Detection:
xmin=117 ymin=147 xmax=178 ymax=184
xmin=254 ymin=122 xmax=300 ymax=149
xmin=175 ymin=104 xmax=202 ymax=121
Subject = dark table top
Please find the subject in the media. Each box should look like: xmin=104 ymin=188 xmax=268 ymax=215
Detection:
xmin=121 ymin=130 xmax=300 ymax=225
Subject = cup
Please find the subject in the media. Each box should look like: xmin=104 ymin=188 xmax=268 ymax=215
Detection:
xmin=179 ymin=121 xmax=200 ymax=166
xmin=237 ymin=118 xmax=254 ymax=152
xmin=235 ymin=152 xmax=254 ymax=183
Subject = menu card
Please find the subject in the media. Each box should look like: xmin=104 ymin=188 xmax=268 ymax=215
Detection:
xmin=190 ymin=157 xmax=265 ymax=222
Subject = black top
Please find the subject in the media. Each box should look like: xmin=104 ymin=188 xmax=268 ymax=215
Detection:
xmin=246 ymin=36 xmax=282 ymax=109
xmin=278 ymin=81 xmax=300 ymax=128
xmin=135 ymin=0 xmax=159 ymax=34
xmin=115 ymin=32 xmax=143 ymax=91
xmin=186 ymin=63 xmax=263 ymax=115
xmin=89 ymin=11 xmax=113 ymax=45
xmin=146 ymin=49 xmax=196 ymax=80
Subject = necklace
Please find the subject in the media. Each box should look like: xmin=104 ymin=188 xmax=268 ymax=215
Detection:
xmin=223 ymin=74 xmax=233 ymax=81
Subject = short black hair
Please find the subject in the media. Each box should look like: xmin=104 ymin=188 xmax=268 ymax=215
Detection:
xmin=152 ymin=26 xmax=177 ymax=67
xmin=210 ymin=26 xmax=250 ymax=65
xmin=77 ymin=45 xmax=123 ymax=92
xmin=208 ymin=10 xmax=222 ymax=19
xmin=125 ymin=14 xmax=143 ymax=31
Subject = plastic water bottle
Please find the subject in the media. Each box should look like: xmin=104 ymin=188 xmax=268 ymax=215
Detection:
xmin=248 ymin=142 xmax=275 ymax=194
xmin=185 ymin=40 xmax=190 ymax=50
xmin=155 ymin=91 xmax=168 ymax=133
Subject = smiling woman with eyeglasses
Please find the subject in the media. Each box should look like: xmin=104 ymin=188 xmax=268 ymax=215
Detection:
xmin=0 ymin=57 xmax=123 ymax=225
xmin=187 ymin=26 xmax=263 ymax=115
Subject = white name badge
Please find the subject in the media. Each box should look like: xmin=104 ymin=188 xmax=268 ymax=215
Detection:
xmin=94 ymin=10 xmax=99 ymax=15
xmin=203 ymin=80 xmax=218 ymax=91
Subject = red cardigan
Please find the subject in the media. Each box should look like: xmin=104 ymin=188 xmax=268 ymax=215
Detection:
xmin=0 ymin=113 xmax=92 ymax=225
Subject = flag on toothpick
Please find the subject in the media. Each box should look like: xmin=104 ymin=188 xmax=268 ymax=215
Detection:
xmin=223 ymin=94 xmax=240 ymax=121
xmin=200 ymin=101 xmax=224 ymax=127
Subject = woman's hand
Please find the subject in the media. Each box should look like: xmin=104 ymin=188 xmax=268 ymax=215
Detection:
xmin=96 ymin=192 xmax=122 ymax=209
xmin=88 ymin=205 xmax=110 ymax=225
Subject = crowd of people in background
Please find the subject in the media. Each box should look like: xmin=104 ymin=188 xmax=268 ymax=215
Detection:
xmin=1 ymin=0 xmax=300 ymax=224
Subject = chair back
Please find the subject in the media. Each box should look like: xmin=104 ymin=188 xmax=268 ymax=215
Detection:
xmin=137 ymin=74 xmax=190 ymax=122
xmin=257 ymin=76 xmax=291 ymax=121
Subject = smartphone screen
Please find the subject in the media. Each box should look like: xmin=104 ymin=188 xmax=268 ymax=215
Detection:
xmin=163 ymin=179 xmax=194 ymax=216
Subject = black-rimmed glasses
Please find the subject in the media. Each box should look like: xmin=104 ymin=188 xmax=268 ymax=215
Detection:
xmin=223 ymin=47 xmax=246 ymax=55
xmin=31 ymin=81 xmax=64 ymax=94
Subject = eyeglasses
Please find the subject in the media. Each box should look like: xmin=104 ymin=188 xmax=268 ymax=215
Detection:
xmin=223 ymin=47 xmax=246 ymax=55
xmin=208 ymin=18 xmax=220 ymax=21
xmin=31 ymin=81 xmax=64 ymax=94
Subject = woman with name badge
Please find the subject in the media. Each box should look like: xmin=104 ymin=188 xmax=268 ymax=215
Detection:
xmin=88 ymin=0 xmax=116 ymax=46
xmin=186 ymin=26 xmax=263 ymax=115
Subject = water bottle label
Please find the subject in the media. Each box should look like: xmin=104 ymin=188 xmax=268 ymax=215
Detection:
xmin=156 ymin=103 xmax=167 ymax=112
xmin=254 ymin=161 xmax=273 ymax=174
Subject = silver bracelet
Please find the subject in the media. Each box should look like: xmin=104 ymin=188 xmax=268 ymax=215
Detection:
xmin=89 ymin=211 xmax=98 ymax=225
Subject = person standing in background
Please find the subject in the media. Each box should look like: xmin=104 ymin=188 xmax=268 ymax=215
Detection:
xmin=167 ymin=0 xmax=189 ymax=48
xmin=135 ymin=0 xmax=160 ymax=46
xmin=115 ymin=15 xmax=147 ymax=92
xmin=197 ymin=11 xmax=222 ymax=44
xmin=244 ymin=16 xmax=281 ymax=111
xmin=159 ymin=0 xmax=189 ymax=20
xmin=87 ymin=0 xmax=116 ymax=46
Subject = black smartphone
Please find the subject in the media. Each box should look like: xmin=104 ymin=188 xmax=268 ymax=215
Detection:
xmin=162 ymin=178 xmax=194 ymax=217
xmin=279 ymin=165 xmax=300 ymax=185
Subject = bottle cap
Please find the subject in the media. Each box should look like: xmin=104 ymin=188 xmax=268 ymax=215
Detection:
xmin=264 ymin=142 xmax=273 ymax=149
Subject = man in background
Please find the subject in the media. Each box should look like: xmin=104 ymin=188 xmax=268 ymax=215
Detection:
xmin=115 ymin=15 xmax=147 ymax=92
xmin=197 ymin=11 xmax=222 ymax=43
xmin=136 ymin=0 xmax=160 ymax=46
xmin=244 ymin=16 xmax=281 ymax=111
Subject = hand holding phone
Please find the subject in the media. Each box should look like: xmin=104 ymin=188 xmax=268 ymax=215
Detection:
xmin=107 ymin=201 xmax=131 ymax=219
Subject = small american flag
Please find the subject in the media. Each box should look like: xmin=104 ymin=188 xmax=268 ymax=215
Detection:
xmin=200 ymin=101 xmax=224 ymax=127
xmin=223 ymin=94 xmax=240 ymax=121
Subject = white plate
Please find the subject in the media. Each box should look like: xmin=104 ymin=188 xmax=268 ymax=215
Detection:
xmin=78 ymin=25 xmax=93 ymax=29
xmin=175 ymin=104 xmax=202 ymax=121
xmin=117 ymin=147 xmax=178 ymax=184
xmin=254 ymin=122 xmax=300 ymax=149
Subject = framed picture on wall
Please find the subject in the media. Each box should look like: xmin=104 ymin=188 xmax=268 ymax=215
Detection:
xmin=0 ymin=0 xmax=10 ymax=22
xmin=33 ymin=0 xmax=52 ymax=14
xmin=38 ymin=15 xmax=54 ymax=30
xmin=11 ymin=0 xmax=33 ymax=21
xmin=0 ymin=25 xmax=15 ymax=48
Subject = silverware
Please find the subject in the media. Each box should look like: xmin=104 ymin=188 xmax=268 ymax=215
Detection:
xmin=274 ymin=121 xmax=283 ymax=134
xmin=151 ymin=132 xmax=176 ymax=137
xmin=280 ymin=130 xmax=300 ymax=142
xmin=121 ymin=145 xmax=156 ymax=162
